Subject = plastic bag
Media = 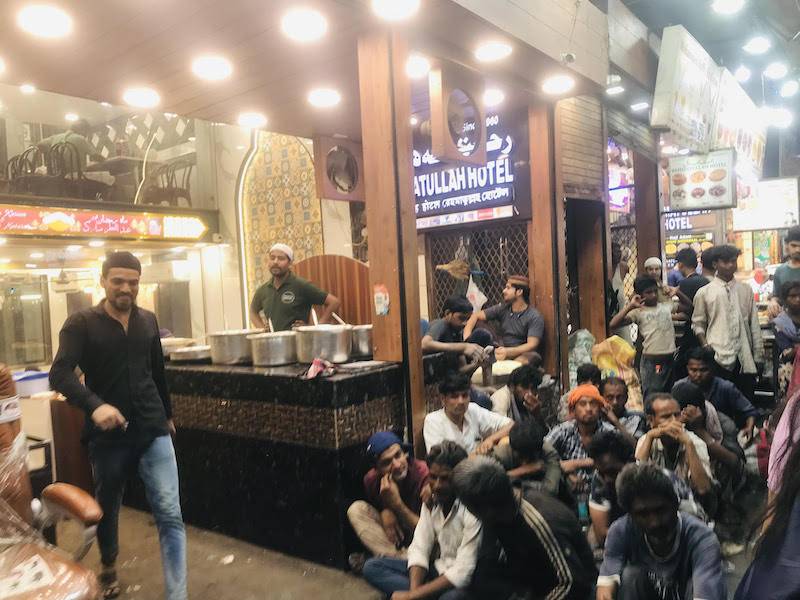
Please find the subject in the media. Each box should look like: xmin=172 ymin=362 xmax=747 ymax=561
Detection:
xmin=0 ymin=429 xmax=33 ymax=525
xmin=0 ymin=497 xmax=99 ymax=599
xmin=592 ymin=335 xmax=643 ymax=410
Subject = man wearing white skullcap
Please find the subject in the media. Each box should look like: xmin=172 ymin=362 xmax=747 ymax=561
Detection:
xmin=249 ymin=243 xmax=340 ymax=331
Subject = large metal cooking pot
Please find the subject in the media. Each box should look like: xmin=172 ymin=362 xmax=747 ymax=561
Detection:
xmin=351 ymin=325 xmax=373 ymax=358
xmin=207 ymin=329 xmax=261 ymax=365
xmin=248 ymin=331 xmax=297 ymax=366
xmin=295 ymin=325 xmax=353 ymax=363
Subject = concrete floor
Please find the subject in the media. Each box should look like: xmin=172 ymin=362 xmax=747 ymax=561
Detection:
xmin=61 ymin=507 xmax=380 ymax=600
xmin=59 ymin=505 xmax=753 ymax=599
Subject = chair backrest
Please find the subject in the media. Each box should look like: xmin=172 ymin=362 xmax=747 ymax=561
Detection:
xmin=49 ymin=141 xmax=82 ymax=178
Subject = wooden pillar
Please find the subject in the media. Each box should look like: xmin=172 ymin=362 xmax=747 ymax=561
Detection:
xmin=575 ymin=199 xmax=608 ymax=342
xmin=633 ymin=151 xmax=661 ymax=271
xmin=528 ymin=104 xmax=568 ymax=383
xmin=357 ymin=31 xmax=426 ymax=454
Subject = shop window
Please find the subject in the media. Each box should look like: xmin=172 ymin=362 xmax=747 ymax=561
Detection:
xmin=0 ymin=274 xmax=51 ymax=367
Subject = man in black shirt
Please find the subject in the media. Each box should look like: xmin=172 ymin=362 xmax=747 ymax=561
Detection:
xmin=675 ymin=247 xmax=710 ymax=380
xmin=49 ymin=252 xmax=186 ymax=600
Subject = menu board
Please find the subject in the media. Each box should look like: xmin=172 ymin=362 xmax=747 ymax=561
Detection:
xmin=665 ymin=232 xmax=715 ymax=269
xmin=667 ymin=149 xmax=736 ymax=210
xmin=732 ymin=177 xmax=800 ymax=231
xmin=651 ymin=26 xmax=721 ymax=153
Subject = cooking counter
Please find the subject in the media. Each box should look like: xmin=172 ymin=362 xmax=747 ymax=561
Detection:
xmin=124 ymin=354 xmax=450 ymax=568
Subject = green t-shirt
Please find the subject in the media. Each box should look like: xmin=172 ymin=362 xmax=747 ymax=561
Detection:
xmin=774 ymin=262 xmax=800 ymax=300
xmin=250 ymin=272 xmax=328 ymax=331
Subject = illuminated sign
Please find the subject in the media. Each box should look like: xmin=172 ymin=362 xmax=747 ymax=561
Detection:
xmin=0 ymin=204 xmax=208 ymax=240
xmin=416 ymin=205 xmax=514 ymax=230
xmin=414 ymin=113 xmax=516 ymax=221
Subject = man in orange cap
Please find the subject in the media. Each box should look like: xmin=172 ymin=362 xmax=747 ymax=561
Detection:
xmin=463 ymin=275 xmax=544 ymax=364
xmin=545 ymin=384 xmax=616 ymax=493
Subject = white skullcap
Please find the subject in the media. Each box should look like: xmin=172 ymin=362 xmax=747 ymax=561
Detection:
xmin=643 ymin=257 xmax=662 ymax=268
xmin=269 ymin=243 xmax=294 ymax=261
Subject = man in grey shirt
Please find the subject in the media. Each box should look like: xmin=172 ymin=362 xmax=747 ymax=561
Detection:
xmin=463 ymin=275 xmax=544 ymax=364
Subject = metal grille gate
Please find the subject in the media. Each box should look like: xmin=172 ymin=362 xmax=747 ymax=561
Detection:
xmin=426 ymin=222 xmax=529 ymax=318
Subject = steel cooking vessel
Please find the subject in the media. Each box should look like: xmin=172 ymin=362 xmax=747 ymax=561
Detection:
xmin=169 ymin=345 xmax=212 ymax=363
xmin=351 ymin=324 xmax=373 ymax=358
xmin=207 ymin=329 xmax=261 ymax=365
xmin=295 ymin=324 xmax=353 ymax=363
xmin=248 ymin=331 xmax=297 ymax=366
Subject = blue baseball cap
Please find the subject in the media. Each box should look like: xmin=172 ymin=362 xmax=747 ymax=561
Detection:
xmin=366 ymin=431 xmax=403 ymax=461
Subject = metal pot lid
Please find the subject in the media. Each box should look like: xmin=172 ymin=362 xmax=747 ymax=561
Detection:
xmin=209 ymin=329 xmax=263 ymax=337
xmin=295 ymin=324 xmax=353 ymax=332
xmin=170 ymin=345 xmax=212 ymax=359
xmin=247 ymin=331 xmax=297 ymax=340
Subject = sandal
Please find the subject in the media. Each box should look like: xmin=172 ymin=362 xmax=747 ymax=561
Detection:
xmin=98 ymin=568 xmax=121 ymax=599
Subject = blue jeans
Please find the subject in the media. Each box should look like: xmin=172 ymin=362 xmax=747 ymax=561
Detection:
xmin=89 ymin=435 xmax=187 ymax=600
xmin=363 ymin=557 xmax=472 ymax=599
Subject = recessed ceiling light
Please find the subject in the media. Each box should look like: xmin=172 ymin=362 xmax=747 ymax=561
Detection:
xmin=237 ymin=111 xmax=268 ymax=129
xmin=764 ymin=62 xmax=788 ymax=80
xmin=630 ymin=101 xmax=650 ymax=112
xmin=20 ymin=84 xmax=35 ymax=95
xmin=606 ymin=85 xmax=625 ymax=96
xmin=64 ymin=112 xmax=78 ymax=122
xmin=281 ymin=7 xmax=328 ymax=42
xmin=236 ymin=145 xmax=246 ymax=150
xmin=743 ymin=36 xmax=771 ymax=55
xmin=734 ymin=65 xmax=751 ymax=83
xmin=171 ymin=246 xmax=186 ymax=253
xmin=711 ymin=0 xmax=745 ymax=14
xmin=781 ymin=80 xmax=800 ymax=98
xmin=191 ymin=54 xmax=233 ymax=81
xmin=483 ymin=88 xmax=505 ymax=107
xmin=542 ymin=74 xmax=575 ymax=95
xmin=677 ymin=148 xmax=691 ymax=155
xmin=761 ymin=106 xmax=794 ymax=128
xmin=405 ymin=54 xmax=431 ymax=79
xmin=122 ymin=86 xmax=160 ymax=108
xmin=25 ymin=263 xmax=37 ymax=269
xmin=29 ymin=252 xmax=44 ymax=259
xmin=17 ymin=4 xmax=73 ymax=39
xmin=410 ymin=115 xmax=419 ymax=126
xmin=475 ymin=41 xmax=512 ymax=63
xmin=371 ymin=0 xmax=420 ymax=21
xmin=65 ymin=244 xmax=81 ymax=252
xmin=99 ymin=101 xmax=112 ymax=107
xmin=308 ymin=88 xmax=341 ymax=108
xmin=188 ymin=136 xmax=196 ymax=142
xmin=88 ymin=240 xmax=105 ymax=248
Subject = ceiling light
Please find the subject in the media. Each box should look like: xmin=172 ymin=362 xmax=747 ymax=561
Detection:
xmin=17 ymin=4 xmax=73 ymax=39
xmin=475 ymin=41 xmax=512 ymax=63
xmin=29 ymin=252 xmax=43 ymax=259
xmin=662 ymin=146 xmax=678 ymax=155
xmin=64 ymin=112 xmax=78 ymax=122
xmin=65 ymin=244 xmax=81 ymax=252
xmin=308 ymin=88 xmax=341 ymax=108
xmin=764 ymin=62 xmax=788 ymax=80
xmin=25 ymin=263 xmax=37 ymax=269
xmin=761 ymin=106 xmax=794 ymax=128
xmin=99 ymin=101 xmax=112 ymax=107
xmin=371 ymin=0 xmax=420 ymax=21
xmin=711 ymin=0 xmax=745 ymax=15
xmin=88 ymin=240 xmax=105 ymax=248
xmin=405 ymin=54 xmax=431 ymax=79
xmin=281 ymin=7 xmax=328 ymax=42
xmin=171 ymin=246 xmax=186 ymax=253
xmin=236 ymin=145 xmax=246 ymax=150
xmin=483 ymin=88 xmax=505 ymax=107
xmin=607 ymin=74 xmax=622 ymax=86
xmin=677 ymin=148 xmax=691 ymax=155
xmin=782 ymin=80 xmax=800 ymax=98
xmin=237 ymin=111 xmax=268 ymax=129
xmin=191 ymin=55 xmax=233 ymax=81
xmin=0 ymin=258 xmax=10 ymax=264
xmin=743 ymin=36 xmax=771 ymax=55
xmin=133 ymin=252 xmax=145 ymax=258
xmin=410 ymin=115 xmax=419 ymax=126
xmin=188 ymin=136 xmax=196 ymax=142
xmin=542 ymin=74 xmax=575 ymax=95
xmin=20 ymin=84 xmax=35 ymax=95
xmin=630 ymin=101 xmax=650 ymax=112
xmin=606 ymin=85 xmax=625 ymax=96
xmin=734 ymin=65 xmax=751 ymax=83
xmin=122 ymin=86 xmax=160 ymax=108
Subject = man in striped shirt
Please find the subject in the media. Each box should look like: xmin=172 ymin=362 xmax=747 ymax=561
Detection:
xmin=453 ymin=456 xmax=596 ymax=599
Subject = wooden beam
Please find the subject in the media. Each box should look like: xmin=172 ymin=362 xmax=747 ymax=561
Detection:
xmin=357 ymin=31 xmax=426 ymax=455
xmin=633 ymin=152 xmax=661 ymax=272
xmin=575 ymin=199 xmax=608 ymax=342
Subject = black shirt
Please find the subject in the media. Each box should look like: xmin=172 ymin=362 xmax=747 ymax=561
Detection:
xmin=679 ymin=272 xmax=711 ymax=302
xmin=49 ymin=301 xmax=171 ymax=443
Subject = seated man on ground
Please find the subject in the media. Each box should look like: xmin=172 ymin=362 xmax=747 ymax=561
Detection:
xmin=421 ymin=295 xmax=493 ymax=377
xmin=677 ymin=347 xmax=759 ymax=443
xmin=599 ymin=376 xmax=647 ymax=448
xmin=635 ymin=394 xmax=713 ymax=500
xmin=363 ymin=442 xmax=482 ymax=600
xmin=588 ymin=431 xmax=704 ymax=550
xmin=453 ymin=456 xmax=597 ymax=600
xmin=348 ymin=432 xmax=429 ymax=562
xmin=558 ymin=362 xmax=602 ymax=422
xmin=462 ymin=275 xmax=544 ymax=365
xmin=546 ymin=384 xmax=615 ymax=494
xmin=491 ymin=419 xmax=563 ymax=499
xmin=490 ymin=364 xmax=546 ymax=426
xmin=424 ymin=373 xmax=513 ymax=455
xmin=596 ymin=463 xmax=726 ymax=600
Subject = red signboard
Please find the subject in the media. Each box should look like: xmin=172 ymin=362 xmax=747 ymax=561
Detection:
xmin=0 ymin=204 xmax=207 ymax=240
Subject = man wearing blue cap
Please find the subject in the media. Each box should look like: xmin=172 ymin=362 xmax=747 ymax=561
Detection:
xmin=348 ymin=431 xmax=429 ymax=563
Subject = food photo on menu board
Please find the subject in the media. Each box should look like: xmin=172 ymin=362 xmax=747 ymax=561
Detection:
xmin=667 ymin=148 xmax=736 ymax=210
xmin=732 ymin=177 xmax=800 ymax=231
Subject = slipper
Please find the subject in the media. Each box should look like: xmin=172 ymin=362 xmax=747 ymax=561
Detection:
xmin=98 ymin=568 xmax=121 ymax=599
